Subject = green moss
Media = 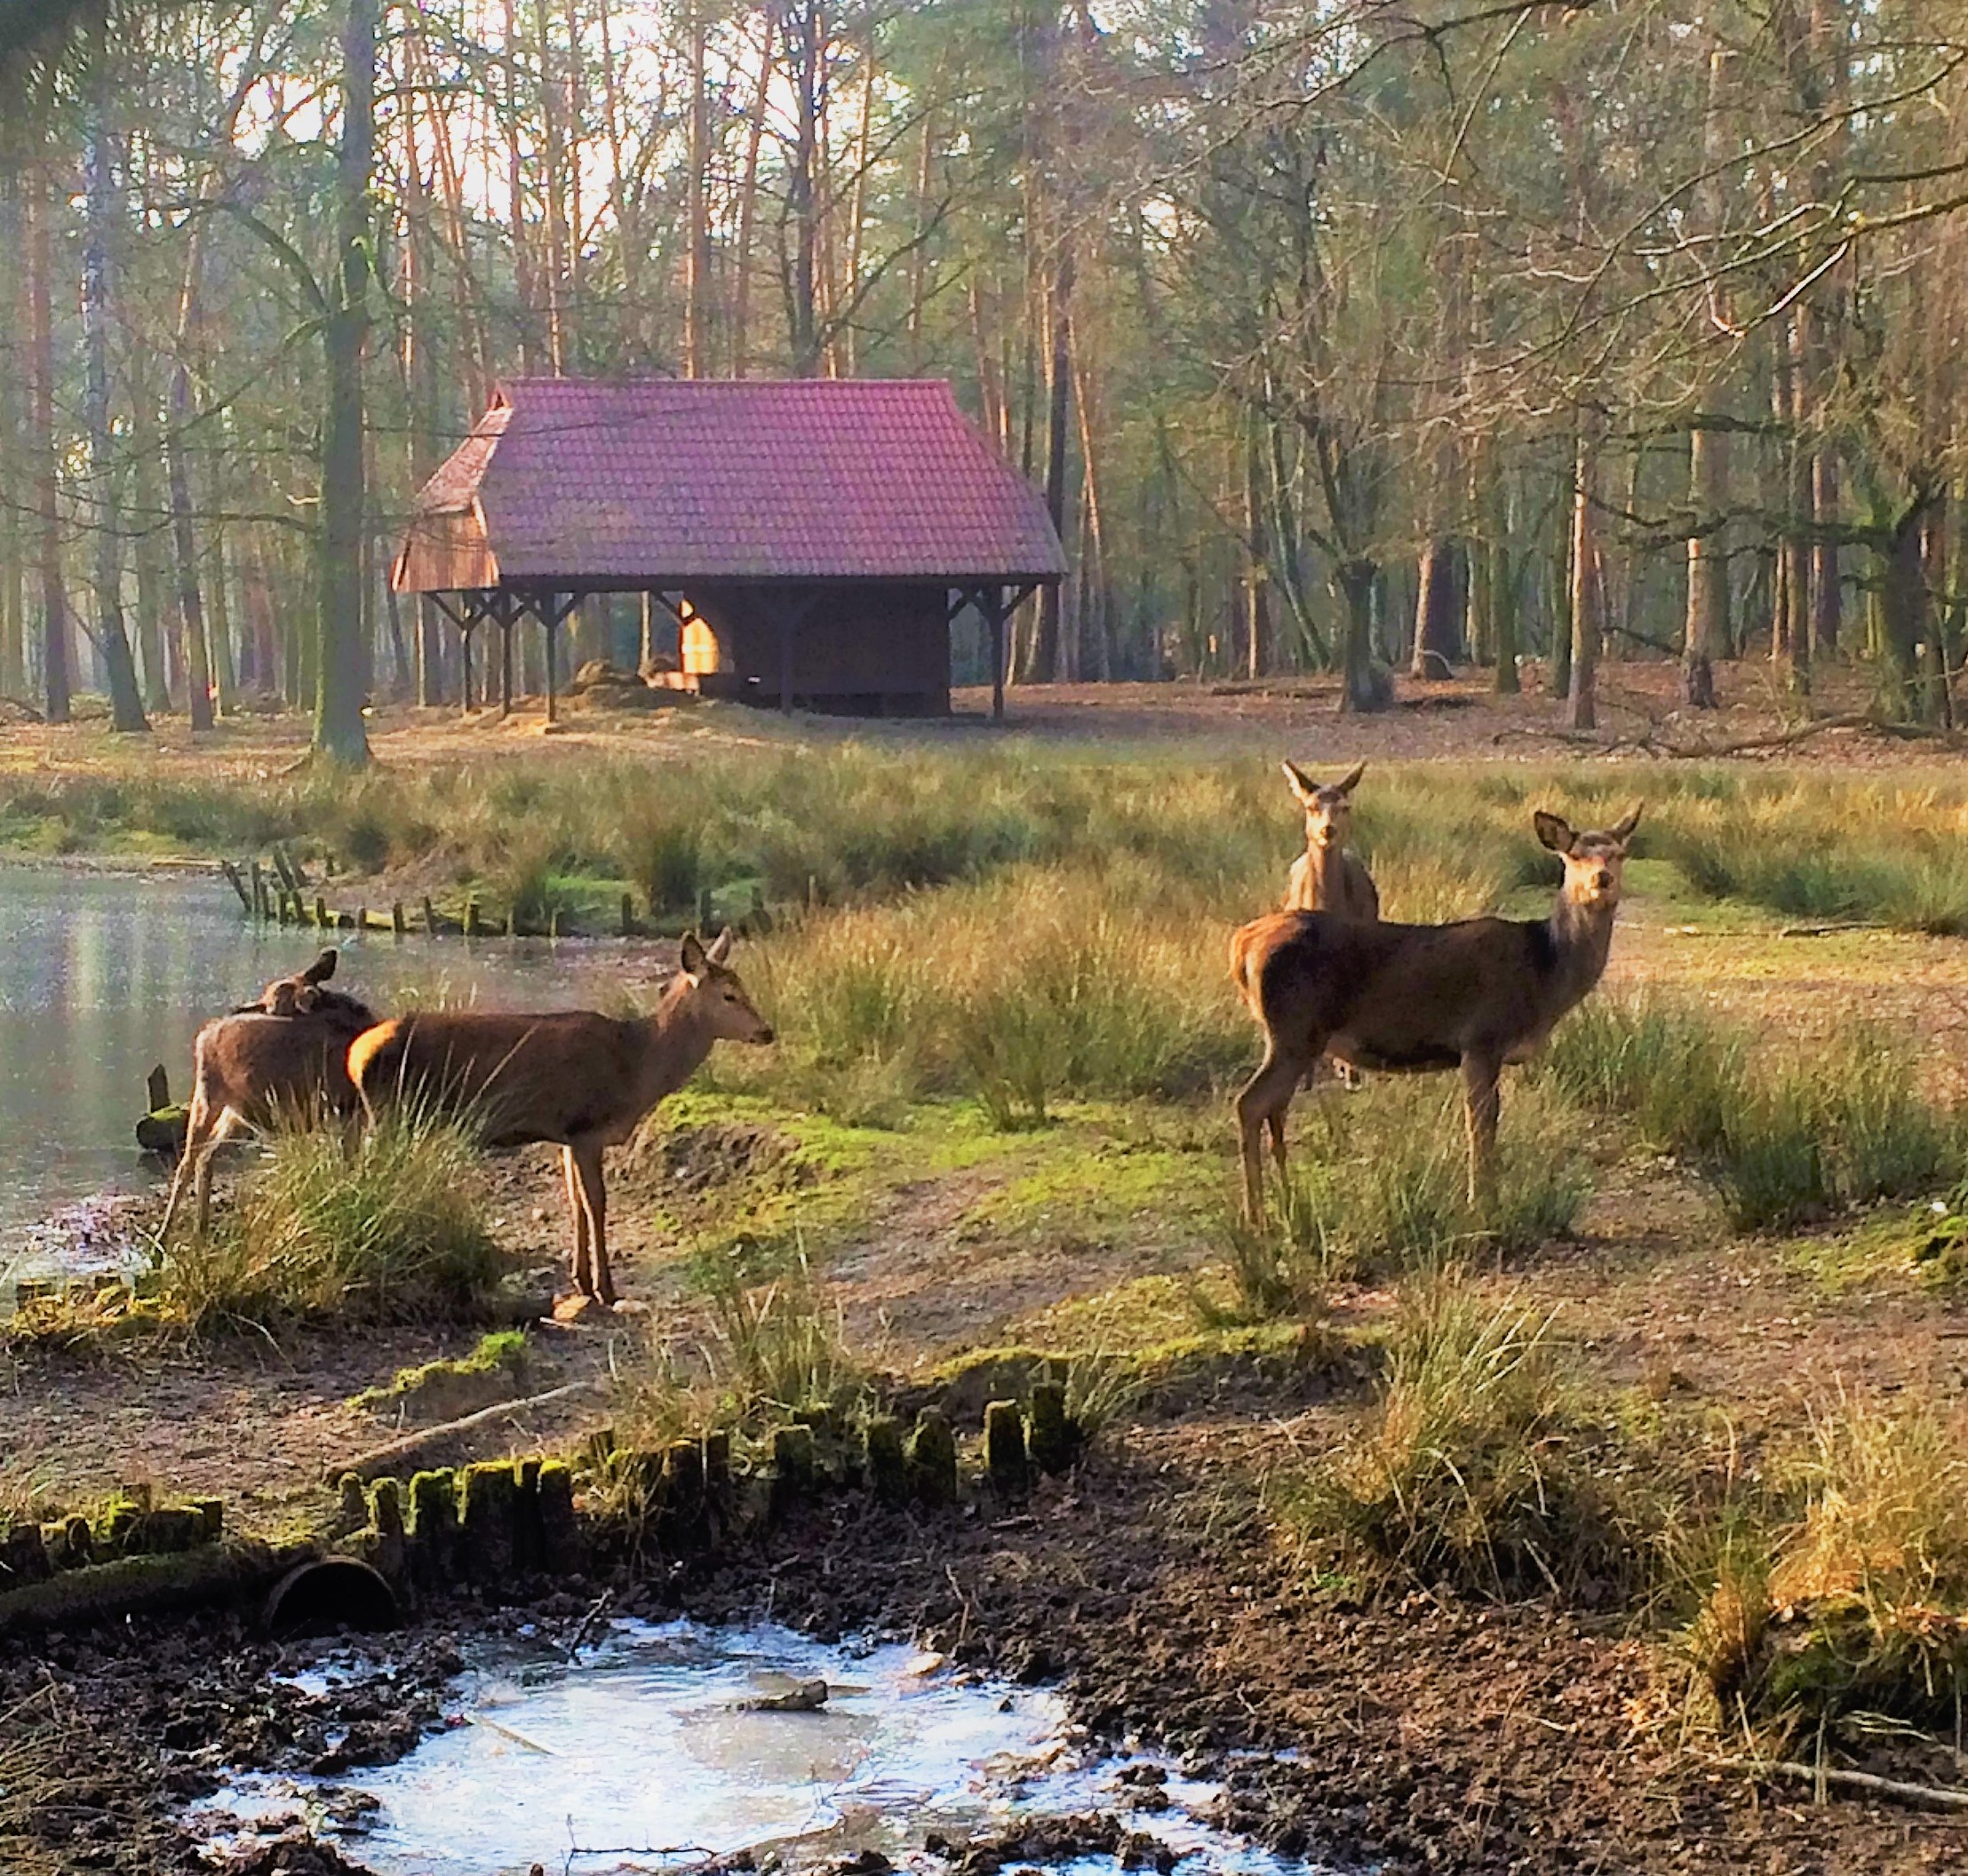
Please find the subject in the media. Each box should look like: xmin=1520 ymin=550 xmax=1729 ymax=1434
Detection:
xmin=350 ymin=1331 xmax=530 ymax=1417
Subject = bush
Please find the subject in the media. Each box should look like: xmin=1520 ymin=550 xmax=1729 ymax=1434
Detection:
xmin=165 ymin=1110 xmax=504 ymax=1329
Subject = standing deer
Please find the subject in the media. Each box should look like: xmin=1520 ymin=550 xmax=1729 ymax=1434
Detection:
xmin=1281 ymin=760 xmax=1379 ymax=920
xmin=1231 ymin=806 xmax=1641 ymax=1220
xmin=158 ymin=950 xmax=378 ymax=1244
xmin=347 ymin=928 xmax=774 ymax=1308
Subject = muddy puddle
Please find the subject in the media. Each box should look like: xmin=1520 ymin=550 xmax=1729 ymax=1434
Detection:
xmin=192 ymin=1619 xmax=1323 ymax=1876
xmin=0 ymin=864 xmax=669 ymax=1285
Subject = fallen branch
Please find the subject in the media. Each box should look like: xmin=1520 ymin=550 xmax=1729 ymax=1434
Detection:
xmin=1720 ymin=1756 xmax=1968 ymax=1810
xmin=330 ymin=1379 xmax=602 ymax=1483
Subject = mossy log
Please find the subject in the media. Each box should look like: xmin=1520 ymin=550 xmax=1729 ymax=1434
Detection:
xmin=908 ymin=1408 xmax=960 ymax=1506
xmin=536 ymin=1460 xmax=584 ymax=1575
xmin=0 ymin=1540 xmax=294 ymax=1637
xmin=458 ymin=1461 xmax=518 ymax=1586
xmin=1026 ymin=1380 xmax=1078 ymax=1475
xmin=984 ymin=1400 xmax=1029 ymax=1488
xmin=864 ymin=1416 xmax=908 ymax=1505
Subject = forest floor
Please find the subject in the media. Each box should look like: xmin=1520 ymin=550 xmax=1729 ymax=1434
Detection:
xmin=4 ymin=667 xmax=1968 ymax=1873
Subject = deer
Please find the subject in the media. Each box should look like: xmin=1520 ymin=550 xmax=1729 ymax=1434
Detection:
xmin=158 ymin=950 xmax=379 ymax=1245
xmin=1281 ymin=760 xmax=1379 ymax=921
xmin=1231 ymin=805 xmax=1641 ymax=1222
xmin=346 ymin=928 xmax=775 ymax=1309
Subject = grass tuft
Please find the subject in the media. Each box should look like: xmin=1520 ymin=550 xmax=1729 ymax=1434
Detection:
xmin=1285 ymin=1283 xmax=1643 ymax=1600
xmin=164 ymin=1109 xmax=504 ymax=1330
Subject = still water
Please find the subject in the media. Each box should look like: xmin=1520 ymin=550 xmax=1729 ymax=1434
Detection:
xmin=196 ymin=1618 xmax=1319 ymax=1876
xmin=0 ymin=864 xmax=665 ymax=1280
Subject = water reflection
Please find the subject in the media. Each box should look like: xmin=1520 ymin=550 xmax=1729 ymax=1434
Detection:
xmin=0 ymin=864 xmax=668 ymax=1275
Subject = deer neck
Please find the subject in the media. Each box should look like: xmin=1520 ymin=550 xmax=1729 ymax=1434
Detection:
xmin=1305 ymin=838 xmax=1349 ymax=908
xmin=637 ymin=976 xmax=718 ymax=1105
xmin=1544 ymin=891 xmax=1618 ymax=1014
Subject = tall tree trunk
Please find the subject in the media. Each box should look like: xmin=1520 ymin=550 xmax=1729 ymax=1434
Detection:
xmin=204 ymin=439 xmax=236 ymax=713
xmin=683 ymin=0 xmax=710 ymax=376
xmin=786 ymin=0 xmax=822 ymax=376
xmin=1336 ymin=558 xmax=1386 ymax=713
xmin=1812 ymin=445 xmax=1841 ymax=656
xmin=1243 ymin=415 xmax=1270 ymax=680
xmin=1682 ymin=420 xmax=1729 ymax=707
xmin=82 ymin=62 xmax=147 ymax=735
xmin=1566 ymin=433 xmax=1600 ymax=730
xmin=1030 ymin=243 xmax=1073 ymax=683
xmin=730 ymin=9 xmax=775 ymax=377
xmin=0 ymin=173 xmax=22 ymax=701
xmin=167 ymin=362 xmax=214 ymax=731
xmin=1877 ymin=496 xmax=1930 ymax=721
xmin=128 ymin=366 xmax=173 ymax=712
xmin=1774 ymin=315 xmax=1812 ymax=696
xmin=31 ymin=156 xmax=70 ymax=723
xmin=1488 ymin=457 xmax=1518 ymax=694
xmin=1410 ymin=541 xmax=1461 ymax=678
xmin=315 ymin=0 xmax=376 ymax=765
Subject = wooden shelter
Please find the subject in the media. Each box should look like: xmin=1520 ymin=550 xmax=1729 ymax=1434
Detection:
xmin=390 ymin=378 xmax=1065 ymax=719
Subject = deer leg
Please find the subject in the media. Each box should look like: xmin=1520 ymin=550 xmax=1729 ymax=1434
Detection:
xmin=158 ymin=1095 xmax=211 ymax=1248
xmin=190 ymin=1107 xmax=247 ymax=1240
xmin=562 ymin=1146 xmax=592 ymax=1297
xmin=1237 ymin=1043 xmax=1315 ymax=1223
xmin=570 ymin=1143 xmax=615 ymax=1308
xmin=1462 ymin=1052 xmax=1502 ymax=1209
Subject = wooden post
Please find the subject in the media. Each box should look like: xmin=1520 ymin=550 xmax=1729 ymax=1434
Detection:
xmin=544 ymin=596 xmax=561 ymax=726
xmin=499 ymin=616 xmax=514 ymax=717
xmin=779 ymin=603 xmax=793 ymax=714
xmin=988 ymin=588 xmax=1005 ymax=722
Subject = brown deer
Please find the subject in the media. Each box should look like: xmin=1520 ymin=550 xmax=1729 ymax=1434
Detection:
xmin=346 ymin=928 xmax=775 ymax=1308
xmin=158 ymin=950 xmax=379 ymax=1244
xmin=1281 ymin=760 xmax=1379 ymax=920
xmin=1231 ymin=806 xmax=1640 ymax=1220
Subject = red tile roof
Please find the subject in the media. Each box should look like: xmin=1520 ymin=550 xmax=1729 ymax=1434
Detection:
xmin=400 ymin=378 xmax=1065 ymax=587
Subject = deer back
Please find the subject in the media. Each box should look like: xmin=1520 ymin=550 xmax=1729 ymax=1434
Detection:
xmin=348 ymin=1009 xmax=674 ymax=1147
xmin=192 ymin=1009 xmax=367 ymax=1125
xmin=1237 ymin=910 xmax=1581 ymax=1067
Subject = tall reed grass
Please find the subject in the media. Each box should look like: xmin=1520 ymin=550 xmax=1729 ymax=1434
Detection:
xmin=1542 ymin=992 xmax=1964 ymax=1231
xmin=1222 ymin=1077 xmax=1592 ymax=1314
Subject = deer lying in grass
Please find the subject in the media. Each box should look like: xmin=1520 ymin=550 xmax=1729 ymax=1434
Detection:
xmin=159 ymin=950 xmax=379 ymax=1244
xmin=347 ymin=928 xmax=775 ymax=1308
xmin=1281 ymin=760 xmax=1379 ymax=920
xmin=1231 ymin=806 xmax=1640 ymax=1220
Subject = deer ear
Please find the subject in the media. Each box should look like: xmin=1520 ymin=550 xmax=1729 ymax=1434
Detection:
xmin=307 ymin=950 xmax=338 ymax=984
xmin=1609 ymin=803 xmax=1644 ymax=845
xmin=706 ymin=926 xmax=736 ymax=965
xmin=1281 ymin=760 xmax=1316 ymax=805
xmin=1533 ymin=810 xmax=1575 ymax=855
xmin=1335 ymin=761 xmax=1366 ymax=796
xmin=679 ymin=933 xmax=707 ymax=976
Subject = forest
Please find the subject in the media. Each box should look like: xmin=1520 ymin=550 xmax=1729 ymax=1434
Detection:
xmin=2 ymin=0 xmax=1965 ymax=759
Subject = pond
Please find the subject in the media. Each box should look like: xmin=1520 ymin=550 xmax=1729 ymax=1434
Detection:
xmin=0 ymin=863 xmax=668 ymax=1287
xmin=194 ymin=1618 xmax=1321 ymax=1876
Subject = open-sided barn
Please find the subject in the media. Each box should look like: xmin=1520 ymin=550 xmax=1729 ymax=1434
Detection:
xmin=391 ymin=378 xmax=1065 ymax=719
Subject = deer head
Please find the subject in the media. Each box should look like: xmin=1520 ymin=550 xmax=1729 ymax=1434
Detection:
xmin=1534 ymin=806 xmax=1642 ymax=910
xmin=1282 ymin=760 xmax=1366 ymax=850
xmin=677 ymin=927 xmax=777 ymax=1045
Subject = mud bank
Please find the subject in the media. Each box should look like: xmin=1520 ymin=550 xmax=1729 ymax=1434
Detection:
xmin=6 ymin=1427 xmax=1966 ymax=1876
